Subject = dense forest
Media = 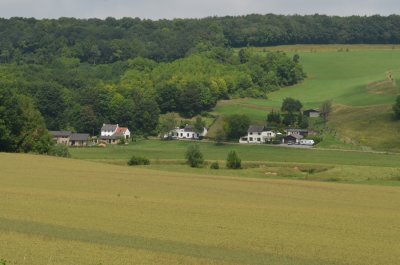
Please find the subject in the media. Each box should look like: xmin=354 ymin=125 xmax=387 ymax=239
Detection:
xmin=1 ymin=14 xmax=399 ymax=152
xmin=0 ymin=14 xmax=400 ymax=64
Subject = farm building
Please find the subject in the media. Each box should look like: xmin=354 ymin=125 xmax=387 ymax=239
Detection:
xmin=239 ymin=125 xmax=277 ymax=144
xmin=167 ymin=125 xmax=208 ymax=140
xmin=49 ymin=131 xmax=72 ymax=145
xmin=282 ymin=134 xmax=303 ymax=144
xmin=303 ymin=109 xmax=321 ymax=118
xmin=285 ymin=129 xmax=309 ymax=137
xmin=69 ymin=133 xmax=90 ymax=147
xmin=49 ymin=131 xmax=90 ymax=147
xmin=99 ymin=124 xmax=131 ymax=144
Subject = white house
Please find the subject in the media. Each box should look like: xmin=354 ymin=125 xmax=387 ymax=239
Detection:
xmin=239 ymin=125 xmax=276 ymax=144
xmin=100 ymin=124 xmax=131 ymax=144
xmin=167 ymin=125 xmax=207 ymax=140
xmin=101 ymin=124 xmax=119 ymax=137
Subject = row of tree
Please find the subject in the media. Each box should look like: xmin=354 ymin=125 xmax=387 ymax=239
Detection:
xmin=1 ymin=15 xmax=400 ymax=64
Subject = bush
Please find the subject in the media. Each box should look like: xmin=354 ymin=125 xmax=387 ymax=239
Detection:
xmin=48 ymin=145 xmax=70 ymax=158
xmin=226 ymin=150 xmax=241 ymax=169
xmin=210 ymin=161 xmax=219 ymax=169
xmin=394 ymin=95 xmax=400 ymax=120
xmin=127 ymin=155 xmax=150 ymax=166
xmin=185 ymin=144 xmax=204 ymax=168
xmin=306 ymin=135 xmax=323 ymax=145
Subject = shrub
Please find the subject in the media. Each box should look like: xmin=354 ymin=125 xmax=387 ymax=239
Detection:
xmin=48 ymin=145 xmax=70 ymax=158
xmin=307 ymin=135 xmax=323 ymax=145
xmin=210 ymin=161 xmax=219 ymax=169
xmin=185 ymin=144 xmax=204 ymax=168
xmin=226 ymin=150 xmax=241 ymax=169
xmin=128 ymin=155 xmax=150 ymax=166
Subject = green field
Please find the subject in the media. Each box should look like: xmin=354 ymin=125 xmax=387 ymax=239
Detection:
xmin=1 ymin=153 xmax=400 ymax=265
xmin=69 ymin=140 xmax=400 ymax=186
xmin=213 ymin=45 xmax=400 ymax=151
xmin=2 ymin=44 xmax=400 ymax=265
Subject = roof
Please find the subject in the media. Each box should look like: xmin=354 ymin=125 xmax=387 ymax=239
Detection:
xmin=285 ymin=134 xmax=303 ymax=140
xmin=183 ymin=125 xmax=194 ymax=132
xmin=285 ymin=129 xmax=309 ymax=132
xmin=115 ymin=127 xmax=129 ymax=136
xmin=248 ymin=125 xmax=264 ymax=133
xmin=101 ymin=124 xmax=118 ymax=131
xmin=49 ymin=131 xmax=72 ymax=137
xmin=70 ymin=133 xmax=90 ymax=141
xmin=303 ymin=109 xmax=320 ymax=113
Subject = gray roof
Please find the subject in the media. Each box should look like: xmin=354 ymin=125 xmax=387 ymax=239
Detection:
xmin=183 ymin=125 xmax=194 ymax=132
xmin=248 ymin=125 xmax=264 ymax=133
xmin=49 ymin=131 xmax=72 ymax=137
xmin=285 ymin=134 xmax=303 ymax=139
xmin=303 ymin=109 xmax=320 ymax=113
xmin=285 ymin=129 xmax=309 ymax=132
xmin=70 ymin=133 xmax=90 ymax=141
xmin=101 ymin=124 xmax=118 ymax=131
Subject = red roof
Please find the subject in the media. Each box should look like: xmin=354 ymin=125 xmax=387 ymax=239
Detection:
xmin=115 ymin=127 xmax=128 ymax=135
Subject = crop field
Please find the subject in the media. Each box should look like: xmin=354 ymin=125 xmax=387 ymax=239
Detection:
xmin=1 ymin=153 xmax=400 ymax=265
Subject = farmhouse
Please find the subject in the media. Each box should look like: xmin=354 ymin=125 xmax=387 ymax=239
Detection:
xmin=303 ymin=109 xmax=321 ymax=118
xmin=49 ymin=131 xmax=72 ymax=145
xmin=239 ymin=125 xmax=277 ymax=144
xmin=99 ymin=124 xmax=131 ymax=144
xmin=168 ymin=125 xmax=208 ymax=140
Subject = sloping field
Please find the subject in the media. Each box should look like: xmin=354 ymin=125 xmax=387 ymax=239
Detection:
xmin=213 ymin=46 xmax=400 ymax=151
xmin=1 ymin=153 xmax=400 ymax=265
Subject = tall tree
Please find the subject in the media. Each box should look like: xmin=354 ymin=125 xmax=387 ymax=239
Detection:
xmin=281 ymin=97 xmax=303 ymax=113
xmin=320 ymin=100 xmax=333 ymax=122
xmin=0 ymin=87 xmax=52 ymax=153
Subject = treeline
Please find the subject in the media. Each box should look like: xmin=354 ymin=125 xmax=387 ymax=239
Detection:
xmin=0 ymin=47 xmax=305 ymax=146
xmin=1 ymin=14 xmax=400 ymax=64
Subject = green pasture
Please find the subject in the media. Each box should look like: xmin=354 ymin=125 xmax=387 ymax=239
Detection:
xmin=214 ymin=46 xmax=400 ymax=151
xmin=1 ymin=153 xmax=400 ymax=265
xmin=216 ymin=48 xmax=400 ymax=118
xmin=70 ymin=140 xmax=400 ymax=185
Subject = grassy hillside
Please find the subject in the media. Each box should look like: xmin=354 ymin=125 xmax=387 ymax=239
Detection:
xmin=1 ymin=153 xmax=400 ymax=265
xmin=212 ymin=45 xmax=400 ymax=151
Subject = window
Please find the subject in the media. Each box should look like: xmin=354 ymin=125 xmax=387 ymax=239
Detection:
xmin=250 ymin=132 xmax=253 ymax=135
xmin=258 ymin=132 xmax=261 ymax=135
xmin=249 ymin=137 xmax=253 ymax=141
xmin=257 ymin=138 xmax=261 ymax=141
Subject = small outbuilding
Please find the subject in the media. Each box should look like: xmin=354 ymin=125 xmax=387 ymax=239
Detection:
xmin=303 ymin=109 xmax=321 ymax=118
xmin=49 ymin=131 xmax=72 ymax=145
xmin=282 ymin=134 xmax=303 ymax=144
xmin=69 ymin=133 xmax=90 ymax=147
